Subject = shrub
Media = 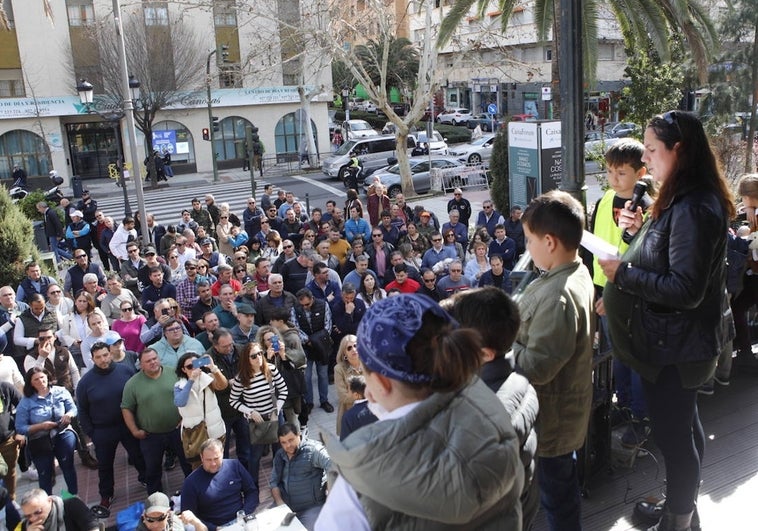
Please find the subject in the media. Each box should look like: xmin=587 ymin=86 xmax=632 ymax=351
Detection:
xmin=17 ymin=190 xmax=47 ymax=221
xmin=0 ymin=186 xmax=44 ymax=288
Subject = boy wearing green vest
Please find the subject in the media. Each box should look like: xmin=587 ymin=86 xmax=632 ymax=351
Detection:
xmin=590 ymin=138 xmax=652 ymax=448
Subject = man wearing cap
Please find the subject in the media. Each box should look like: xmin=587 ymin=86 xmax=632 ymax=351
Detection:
xmin=199 ymin=238 xmax=226 ymax=273
xmin=190 ymin=198 xmax=213 ymax=234
xmin=19 ymin=488 xmax=97 ymax=531
xmin=181 ymin=439 xmax=258 ymax=531
xmin=65 ymin=210 xmax=94 ymax=258
xmin=416 ymin=210 xmax=437 ymax=238
xmin=78 ymin=341 xmax=145 ymax=515
xmin=75 ymin=189 xmax=98 ymax=224
xmin=230 ymin=304 xmax=258 ymax=346
xmin=242 ymin=197 xmax=264 ymax=243
xmin=152 ymin=318 xmax=204 ymax=368
xmin=447 ymin=188 xmax=472 ymax=227
xmin=121 ymin=348 xmax=192 ymax=494
xmin=420 ymin=231 xmax=458 ymax=271
xmin=138 ymin=248 xmax=171 ymax=293
xmin=140 ymin=491 xmax=207 ymax=531
xmin=106 ymin=332 xmax=139 ymax=372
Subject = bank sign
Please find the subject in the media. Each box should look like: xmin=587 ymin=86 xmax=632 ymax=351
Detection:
xmin=507 ymin=120 xmax=562 ymax=208
xmin=0 ymin=86 xmax=313 ymax=120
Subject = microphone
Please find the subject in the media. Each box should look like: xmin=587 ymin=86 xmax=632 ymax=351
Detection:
xmin=628 ymin=181 xmax=648 ymax=212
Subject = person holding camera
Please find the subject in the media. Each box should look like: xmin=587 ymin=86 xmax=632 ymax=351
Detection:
xmin=173 ymin=353 xmax=228 ymax=470
xmin=15 ymin=367 xmax=79 ymax=496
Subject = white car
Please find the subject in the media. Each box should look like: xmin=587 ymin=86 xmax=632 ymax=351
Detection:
xmin=584 ymin=131 xmax=619 ymax=159
xmin=358 ymin=100 xmax=378 ymax=113
xmin=342 ymin=119 xmax=379 ymax=140
xmin=410 ymin=131 xmax=449 ymax=155
xmin=436 ymin=108 xmax=473 ymax=126
xmin=449 ymin=134 xmax=496 ymax=164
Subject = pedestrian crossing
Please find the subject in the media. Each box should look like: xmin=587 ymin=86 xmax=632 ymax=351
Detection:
xmin=93 ymin=180 xmax=271 ymax=224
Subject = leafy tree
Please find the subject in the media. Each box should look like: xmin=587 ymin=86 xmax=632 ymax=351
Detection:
xmin=354 ymin=38 xmax=420 ymax=99
xmin=0 ymin=186 xmax=44 ymax=288
xmin=619 ymin=40 xmax=685 ymax=129
xmin=488 ymin=130 xmax=510 ymax=214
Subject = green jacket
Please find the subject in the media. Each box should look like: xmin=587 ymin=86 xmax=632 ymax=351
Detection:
xmin=325 ymin=378 xmax=524 ymax=530
xmin=513 ymin=259 xmax=594 ymax=458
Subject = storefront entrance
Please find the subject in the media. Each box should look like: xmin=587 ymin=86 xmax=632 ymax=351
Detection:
xmin=66 ymin=121 xmax=122 ymax=180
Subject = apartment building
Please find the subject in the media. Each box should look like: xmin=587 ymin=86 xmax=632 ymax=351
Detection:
xmin=0 ymin=0 xmax=332 ymax=181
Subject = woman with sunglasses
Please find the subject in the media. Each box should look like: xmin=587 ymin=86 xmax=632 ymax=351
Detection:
xmin=58 ymin=291 xmax=107 ymax=368
xmin=257 ymin=325 xmax=304 ymax=428
xmin=112 ymin=299 xmax=148 ymax=353
xmin=216 ymin=212 xmax=234 ymax=257
xmin=174 ymin=352 xmax=228 ymax=469
xmin=195 ymin=260 xmax=217 ymax=284
xmin=166 ymin=252 xmax=187 ymax=286
xmin=16 ymin=367 xmax=79 ymax=495
xmin=443 ymin=229 xmax=465 ymax=262
xmin=333 ymin=335 xmax=361 ymax=436
xmin=600 ymin=111 xmax=735 ymax=531
xmin=229 ymin=342 xmax=288 ymax=484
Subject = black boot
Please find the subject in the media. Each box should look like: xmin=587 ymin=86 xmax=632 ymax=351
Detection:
xmin=647 ymin=510 xmax=693 ymax=531
xmin=78 ymin=449 xmax=99 ymax=470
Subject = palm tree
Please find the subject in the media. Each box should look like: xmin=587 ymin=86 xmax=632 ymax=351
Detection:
xmin=439 ymin=0 xmax=718 ymax=105
xmin=354 ymin=37 xmax=420 ymax=100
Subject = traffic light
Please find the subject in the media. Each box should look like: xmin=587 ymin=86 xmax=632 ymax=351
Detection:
xmin=212 ymin=116 xmax=220 ymax=132
xmin=202 ymin=128 xmax=210 ymax=141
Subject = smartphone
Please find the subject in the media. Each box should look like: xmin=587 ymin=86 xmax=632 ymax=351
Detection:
xmin=192 ymin=356 xmax=211 ymax=369
xmin=280 ymin=512 xmax=296 ymax=526
xmin=243 ymin=280 xmax=257 ymax=290
xmin=271 ymin=336 xmax=280 ymax=353
xmin=162 ymin=308 xmax=171 ymax=316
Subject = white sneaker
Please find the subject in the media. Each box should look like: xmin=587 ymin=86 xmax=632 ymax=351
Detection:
xmin=300 ymin=426 xmax=309 ymax=440
xmin=21 ymin=468 xmax=38 ymax=481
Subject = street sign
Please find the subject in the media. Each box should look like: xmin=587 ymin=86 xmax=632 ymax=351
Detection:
xmin=541 ymin=86 xmax=552 ymax=101
xmin=487 ymin=103 xmax=498 ymax=115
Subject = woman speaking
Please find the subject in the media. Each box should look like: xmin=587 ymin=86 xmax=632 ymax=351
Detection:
xmin=600 ymin=111 xmax=734 ymax=531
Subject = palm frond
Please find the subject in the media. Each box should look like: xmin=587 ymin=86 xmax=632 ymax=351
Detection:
xmin=438 ymin=0 xmax=477 ymax=47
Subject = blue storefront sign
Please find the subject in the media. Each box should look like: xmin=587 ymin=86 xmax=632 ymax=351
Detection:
xmin=152 ymin=130 xmax=177 ymax=154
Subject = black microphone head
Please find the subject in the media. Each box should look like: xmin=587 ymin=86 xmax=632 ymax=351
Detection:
xmin=628 ymin=180 xmax=648 ymax=211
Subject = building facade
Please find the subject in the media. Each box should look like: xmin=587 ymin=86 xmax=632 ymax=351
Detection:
xmin=0 ymin=0 xmax=332 ymax=182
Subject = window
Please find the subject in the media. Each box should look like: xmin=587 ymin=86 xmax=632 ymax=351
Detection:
xmin=0 ymin=80 xmax=24 ymax=98
xmin=214 ymin=116 xmax=253 ymax=161
xmin=274 ymin=111 xmax=318 ymax=155
xmin=0 ymin=130 xmax=51 ymax=180
xmin=144 ymin=4 xmax=169 ymax=26
xmin=213 ymin=1 xmax=237 ymax=26
xmin=219 ymin=65 xmax=242 ymax=88
xmin=544 ymin=47 xmax=552 ymax=61
xmin=67 ymin=4 xmax=94 ymax=26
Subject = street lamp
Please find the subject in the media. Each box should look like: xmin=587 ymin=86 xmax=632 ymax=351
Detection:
xmin=206 ymin=45 xmax=228 ymax=183
xmin=76 ymin=79 xmax=132 ymax=217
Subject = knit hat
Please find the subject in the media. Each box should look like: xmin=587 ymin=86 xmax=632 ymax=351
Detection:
xmin=145 ymin=492 xmax=170 ymax=513
xmin=357 ymin=294 xmax=457 ymax=384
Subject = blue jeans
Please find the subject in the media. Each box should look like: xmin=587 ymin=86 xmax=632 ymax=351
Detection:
xmin=49 ymin=237 xmax=72 ymax=261
xmin=92 ymin=424 xmax=145 ymax=498
xmin=139 ymin=429 xmax=191 ymax=494
xmin=31 ymin=429 xmax=78 ymax=495
xmin=537 ymin=452 xmax=582 ymax=531
xmin=305 ymin=360 xmax=328 ymax=405
xmin=224 ymin=416 xmax=252 ymax=474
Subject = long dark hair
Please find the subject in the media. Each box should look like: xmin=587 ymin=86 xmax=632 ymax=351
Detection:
xmin=175 ymin=352 xmax=199 ymax=379
xmin=238 ymin=342 xmax=271 ymax=387
xmin=648 ymin=111 xmax=735 ymax=220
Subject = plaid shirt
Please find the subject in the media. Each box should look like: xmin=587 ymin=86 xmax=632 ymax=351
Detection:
xmin=176 ymin=277 xmax=199 ymax=318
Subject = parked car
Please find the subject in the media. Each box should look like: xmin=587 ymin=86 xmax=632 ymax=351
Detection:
xmin=584 ymin=131 xmax=620 ymax=159
xmin=436 ymin=108 xmax=473 ymax=126
xmin=467 ymin=113 xmax=503 ymax=132
xmin=366 ymin=156 xmax=465 ymax=198
xmin=322 ymin=135 xmax=415 ymax=182
xmin=511 ymin=113 xmax=537 ymax=122
xmin=609 ymin=122 xmax=640 ymax=138
xmin=348 ymin=98 xmax=365 ymax=111
xmin=342 ymin=119 xmax=379 ymax=140
xmin=449 ymin=134 xmax=496 ymax=164
xmin=409 ymin=131 xmax=449 ymax=155
xmin=358 ymin=100 xmax=378 ymax=113
xmin=423 ymin=105 xmax=445 ymax=121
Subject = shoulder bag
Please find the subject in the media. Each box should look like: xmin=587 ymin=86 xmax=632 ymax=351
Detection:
xmin=248 ymin=375 xmax=279 ymax=445
xmin=181 ymin=391 xmax=209 ymax=459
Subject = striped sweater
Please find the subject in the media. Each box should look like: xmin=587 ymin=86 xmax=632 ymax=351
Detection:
xmin=229 ymin=367 xmax=288 ymax=417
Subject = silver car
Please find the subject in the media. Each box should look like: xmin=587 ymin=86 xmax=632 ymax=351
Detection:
xmin=366 ymin=156 xmax=465 ymax=198
xmin=449 ymin=134 xmax=496 ymax=164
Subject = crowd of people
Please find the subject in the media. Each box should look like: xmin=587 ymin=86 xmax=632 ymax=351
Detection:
xmin=0 ymin=110 xmax=748 ymax=531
